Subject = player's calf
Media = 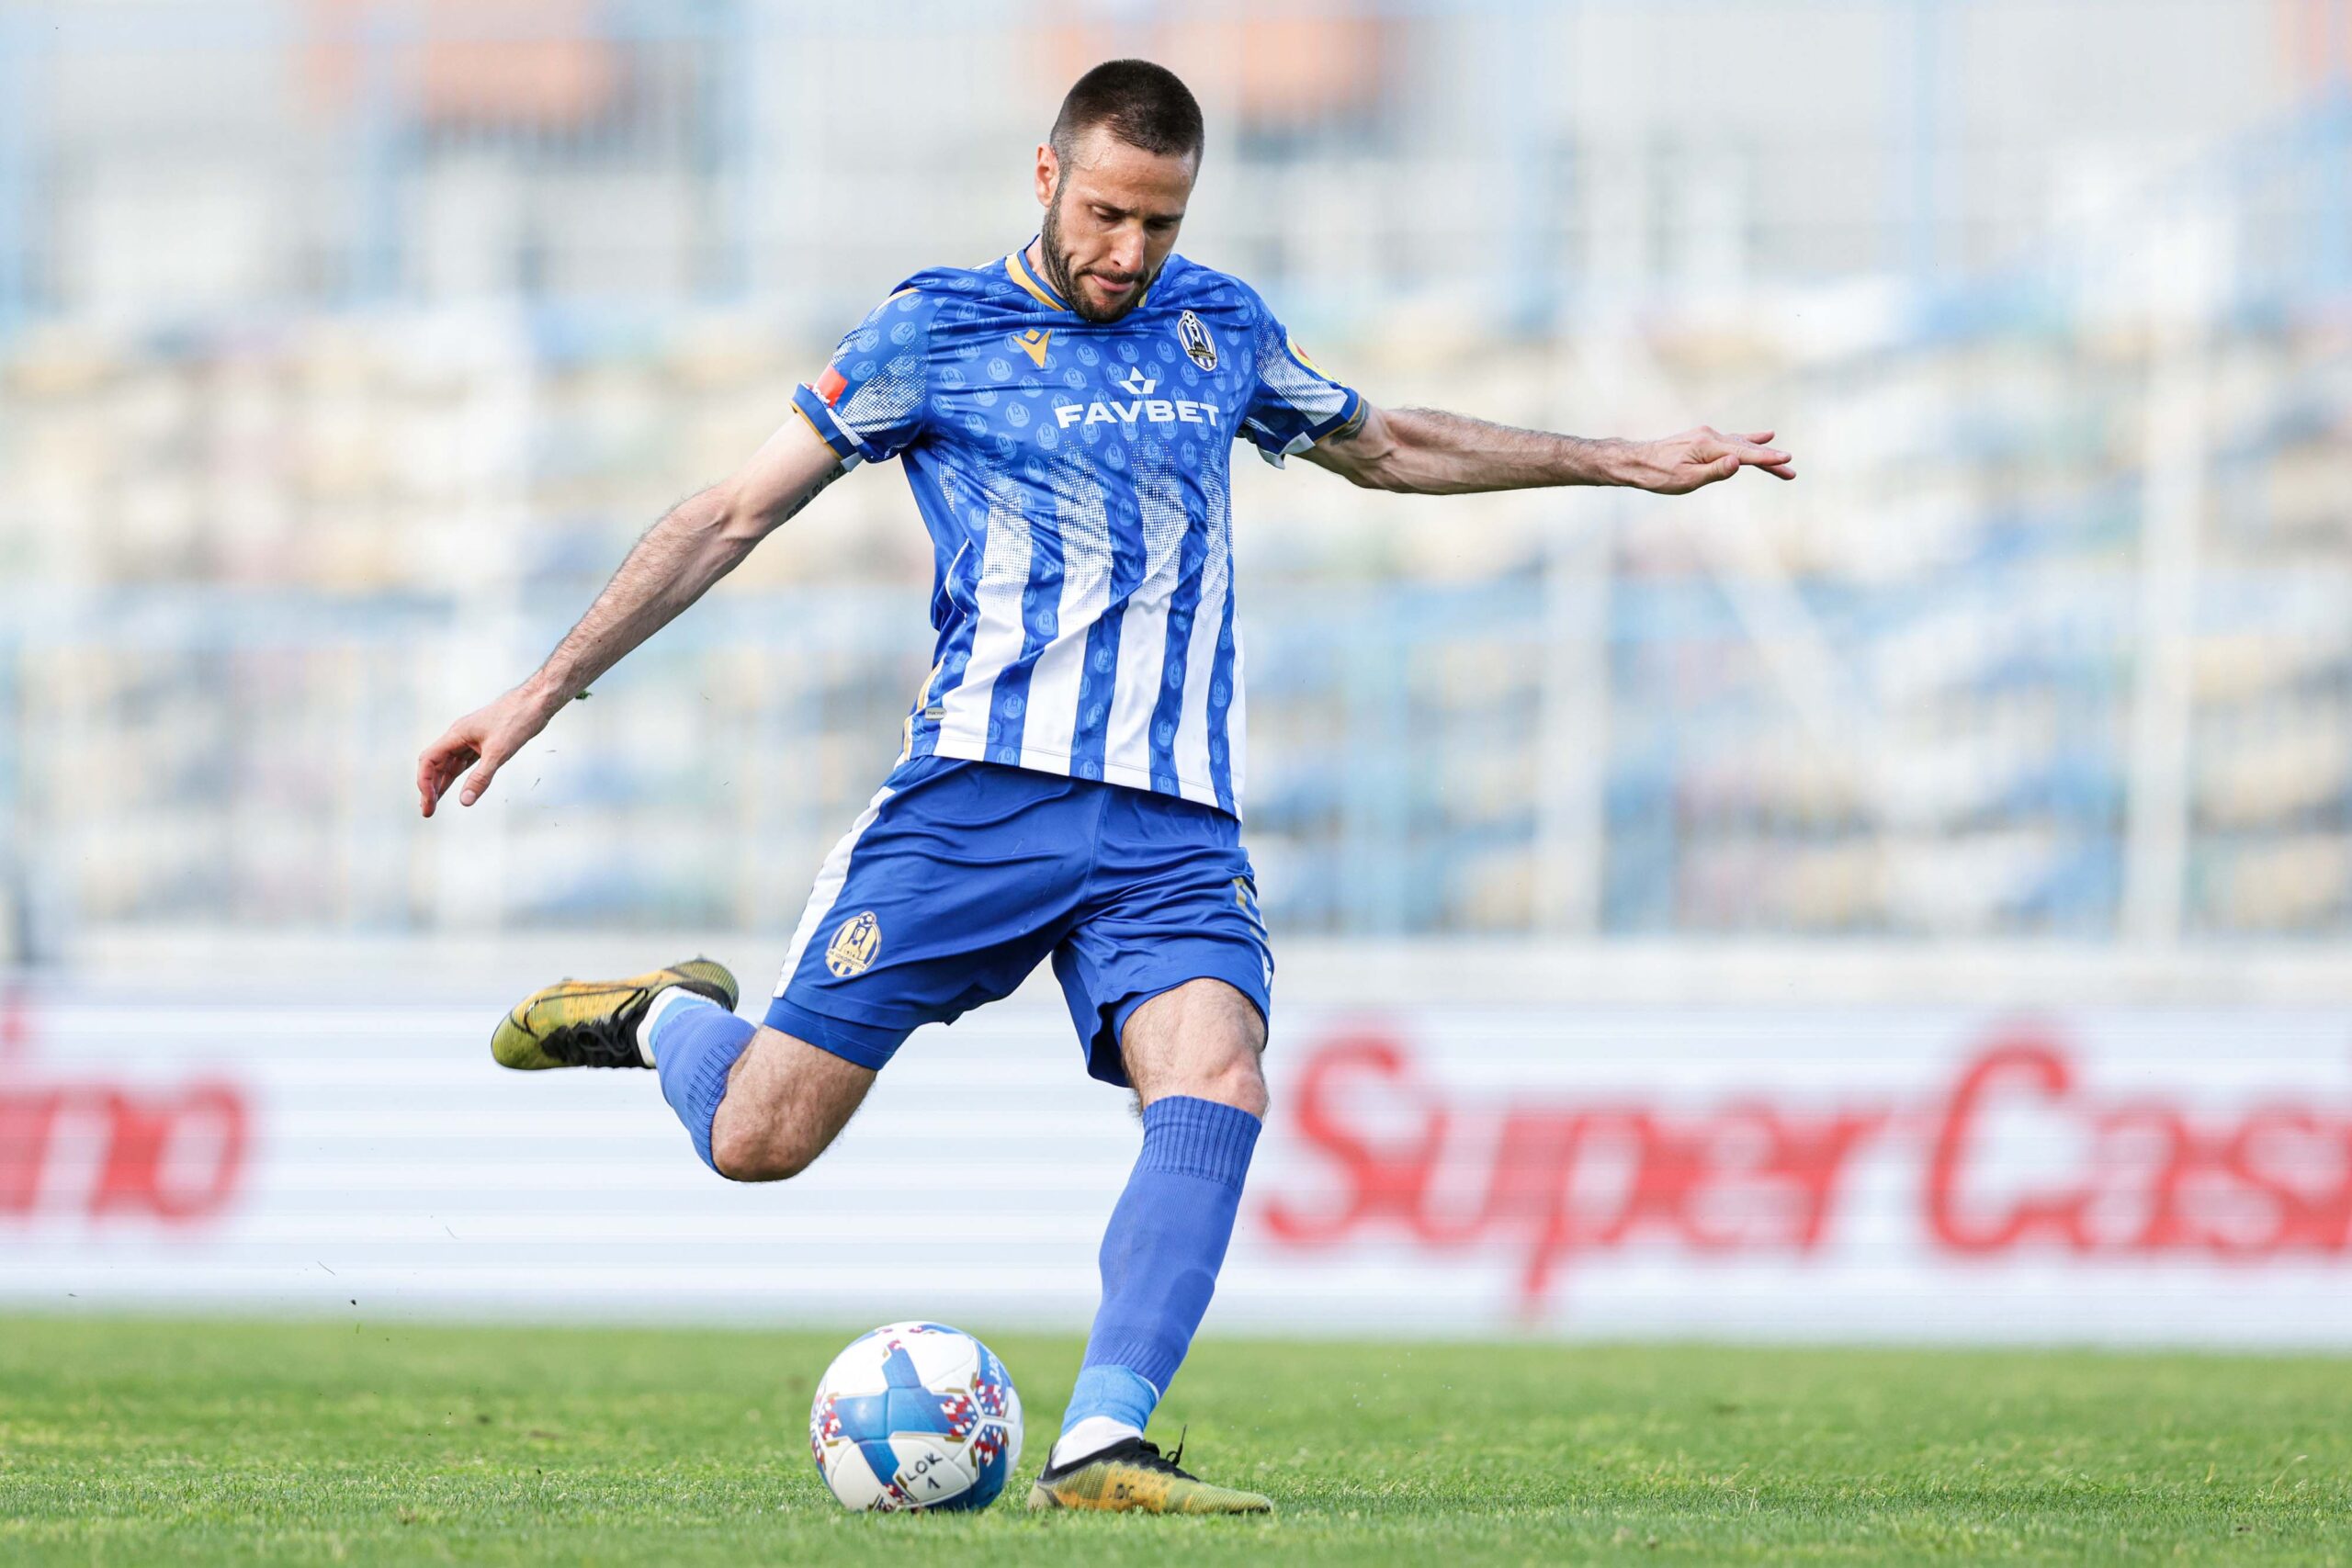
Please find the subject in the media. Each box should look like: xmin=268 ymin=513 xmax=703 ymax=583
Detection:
xmin=486 ymin=959 xmax=873 ymax=1181
xmin=706 ymin=1027 xmax=876 ymax=1182
xmin=708 ymin=1121 xmax=819 ymax=1183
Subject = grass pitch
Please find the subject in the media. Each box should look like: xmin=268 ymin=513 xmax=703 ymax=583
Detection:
xmin=2 ymin=1317 xmax=2348 ymax=1564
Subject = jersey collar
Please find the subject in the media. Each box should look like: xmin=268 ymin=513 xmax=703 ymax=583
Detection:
xmin=1006 ymin=241 xmax=1160 ymax=315
xmin=1007 ymin=243 xmax=1070 ymax=312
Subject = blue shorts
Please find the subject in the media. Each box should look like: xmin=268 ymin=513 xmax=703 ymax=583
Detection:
xmin=763 ymin=755 xmax=1272 ymax=1087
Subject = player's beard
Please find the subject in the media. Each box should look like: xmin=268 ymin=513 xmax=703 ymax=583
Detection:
xmin=1040 ymin=189 xmax=1153 ymax=324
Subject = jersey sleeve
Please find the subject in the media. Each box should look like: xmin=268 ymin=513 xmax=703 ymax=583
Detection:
xmin=789 ymin=288 xmax=938 ymax=468
xmin=1238 ymin=296 xmax=1363 ymax=468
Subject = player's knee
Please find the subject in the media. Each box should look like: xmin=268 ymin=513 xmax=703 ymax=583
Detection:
xmin=1205 ymin=1010 xmax=1271 ymax=1117
xmin=1192 ymin=1049 xmax=1270 ymax=1120
xmin=1231 ymin=1063 xmax=1272 ymax=1121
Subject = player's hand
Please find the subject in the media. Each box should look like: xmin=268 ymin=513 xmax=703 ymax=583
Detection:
xmin=1615 ymin=428 xmax=1795 ymax=493
xmin=416 ymin=684 xmax=560 ymax=818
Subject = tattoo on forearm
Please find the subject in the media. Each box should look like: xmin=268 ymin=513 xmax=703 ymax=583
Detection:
xmin=775 ymin=465 xmax=842 ymax=526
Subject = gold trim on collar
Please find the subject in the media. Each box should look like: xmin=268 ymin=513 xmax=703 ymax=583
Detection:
xmin=1006 ymin=250 xmax=1069 ymax=312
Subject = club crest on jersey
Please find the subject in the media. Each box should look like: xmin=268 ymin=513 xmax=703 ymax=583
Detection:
xmin=1177 ymin=310 xmax=1217 ymax=371
xmin=1012 ymin=328 xmax=1052 ymax=368
xmin=826 ymin=910 xmax=882 ymax=978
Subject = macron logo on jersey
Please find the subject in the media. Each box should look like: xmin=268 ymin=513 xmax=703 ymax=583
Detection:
xmin=1054 ymin=366 xmax=1222 ymax=431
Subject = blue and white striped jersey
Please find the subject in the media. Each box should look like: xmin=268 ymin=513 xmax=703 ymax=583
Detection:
xmin=789 ymin=245 xmax=1360 ymax=819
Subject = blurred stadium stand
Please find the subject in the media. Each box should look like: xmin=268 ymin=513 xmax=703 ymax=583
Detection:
xmin=2 ymin=0 xmax=2349 ymax=950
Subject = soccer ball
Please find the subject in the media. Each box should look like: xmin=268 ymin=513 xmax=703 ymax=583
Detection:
xmin=808 ymin=1322 xmax=1023 ymax=1511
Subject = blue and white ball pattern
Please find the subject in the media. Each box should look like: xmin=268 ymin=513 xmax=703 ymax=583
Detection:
xmin=808 ymin=1322 xmax=1023 ymax=1511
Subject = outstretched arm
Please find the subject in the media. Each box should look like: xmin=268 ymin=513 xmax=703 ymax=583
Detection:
xmin=1299 ymin=402 xmax=1795 ymax=495
xmin=415 ymin=412 xmax=843 ymax=817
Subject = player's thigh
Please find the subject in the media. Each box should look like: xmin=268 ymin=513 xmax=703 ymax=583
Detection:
xmin=708 ymin=1024 xmax=877 ymax=1180
xmin=1055 ymin=793 xmax=1273 ymax=1089
xmin=772 ymin=756 xmax=1091 ymax=1067
xmin=1119 ymin=977 xmax=1269 ymax=1116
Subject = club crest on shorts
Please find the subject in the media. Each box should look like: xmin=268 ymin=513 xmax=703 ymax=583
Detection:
xmin=826 ymin=911 xmax=882 ymax=978
xmin=1177 ymin=310 xmax=1217 ymax=372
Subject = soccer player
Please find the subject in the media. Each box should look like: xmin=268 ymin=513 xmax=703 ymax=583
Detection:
xmin=415 ymin=60 xmax=1793 ymax=1515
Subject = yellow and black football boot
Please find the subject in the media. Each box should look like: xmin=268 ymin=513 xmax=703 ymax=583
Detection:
xmin=1027 ymin=1434 xmax=1273 ymax=1515
xmin=490 ymin=959 xmax=738 ymax=1071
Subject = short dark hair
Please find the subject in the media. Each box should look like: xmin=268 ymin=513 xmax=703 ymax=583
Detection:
xmin=1050 ymin=60 xmax=1204 ymax=164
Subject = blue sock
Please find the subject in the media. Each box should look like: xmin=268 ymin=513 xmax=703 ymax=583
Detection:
xmin=649 ymin=994 xmax=756 ymax=1172
xmin=1062 ymin=1095 xmax=1261 ymax=1438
